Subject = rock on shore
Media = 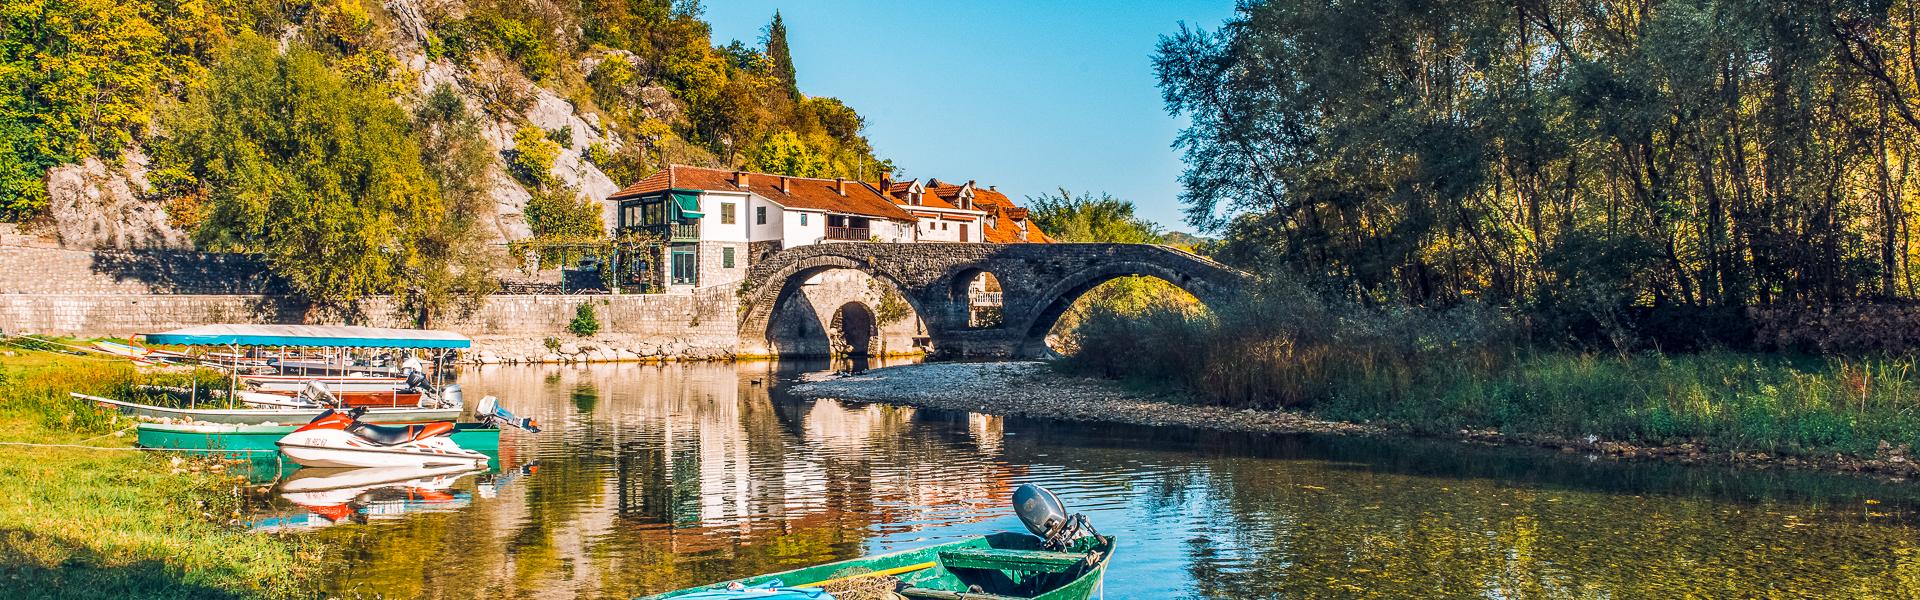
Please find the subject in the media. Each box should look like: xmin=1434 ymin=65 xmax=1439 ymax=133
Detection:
xmin=790 ymin=361 xmax=1375 ymax=436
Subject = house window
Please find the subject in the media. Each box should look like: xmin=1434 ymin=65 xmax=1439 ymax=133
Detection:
xmin=671 ymin=249 xmax=696 ymax=285
xmin=722 ymin=246 xmax=735 ymax=268
xmin=800 ymin=213 xmax=808 ymax=226
xmin=755 ymin=206 xmax=767 ymax=225
xmin=720 ymin=203 xmax=736 ymax=224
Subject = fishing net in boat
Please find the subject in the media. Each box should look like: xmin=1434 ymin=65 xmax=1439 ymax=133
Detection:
xmin=818 ymin=575 xmax=902 ymax=600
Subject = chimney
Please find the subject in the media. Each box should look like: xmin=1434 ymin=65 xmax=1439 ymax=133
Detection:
xmin=780 ymin=176 xmax=791 ymax=193
xmin=734 ymin=171 xmax=750 ymax=188
xmin=988 ymin=185 xmax=996 ymax=191
xmin=880 ymin=171 xmax=892 ymax=191
xmin=835 ymin=177 xmax=847 ymax=196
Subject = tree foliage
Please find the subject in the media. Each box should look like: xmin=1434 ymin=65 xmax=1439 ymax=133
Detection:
xmin=763 ymin=11 xmax=798 ymax=101
xmin=164 ymin=36 xmax=471 ymax=315
xmin=508 ymin=125 xmax=561 ymax=187
xmin=746 ymin=130 xmax=827 ymax=177
xmin=1156 ymin=0 xmax=1920 ymax=311
xmin=1028 ymin=189 xmax=1166 ymax=244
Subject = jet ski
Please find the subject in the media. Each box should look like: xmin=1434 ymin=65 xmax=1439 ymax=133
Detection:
xmin=275 ymin=406 xmax=490 ymax=468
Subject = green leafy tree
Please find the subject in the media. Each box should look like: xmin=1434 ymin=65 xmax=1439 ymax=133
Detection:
xmin=1028 ymin=189 xmax=1165 ymax=244
xmin=508 ymin=125 xmax=561 ymax=187
xmin=0 ymin=0 xmax=170 ymax=219
xmin=746 ymin=131 xmax=826 ymax=177
xmin=406 ymin=84 xmax=501 ymax=325
xmin=762 ymin=11 xmax=798 ymax=100
xmin=166 ymin=36 xmax=446 ymax=312
xmin=524 ymin=187 xmax=604 ymax=239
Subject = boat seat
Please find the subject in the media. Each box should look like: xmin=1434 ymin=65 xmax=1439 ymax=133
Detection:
xmin=935 ymin=548 xmax=1087 ymax=574
xmin=345 ymin=421 xmax=454 ymax=446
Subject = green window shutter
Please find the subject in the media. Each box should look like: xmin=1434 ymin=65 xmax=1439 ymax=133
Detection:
xmin=671 ymin=192 xmax=704 ymax=218
xmin=722 ymin=247 xmax=735 ymax=268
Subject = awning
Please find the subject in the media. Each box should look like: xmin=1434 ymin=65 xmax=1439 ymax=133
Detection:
xmin=142 ymin=325 xmax=472 ymax=349
xmin=671 ymin=191 xmax=703 ymax=219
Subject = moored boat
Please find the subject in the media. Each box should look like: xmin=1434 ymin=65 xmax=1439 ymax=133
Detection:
xmin=275 ymin=408 xmax=491 ymax=468
xmin=137 ymin=420 xmax=502 ymax=459
xmin=80 ymin=393 xmax=461 ymax=425
xmin=644 ymin=485 xmax=1113 ymax=600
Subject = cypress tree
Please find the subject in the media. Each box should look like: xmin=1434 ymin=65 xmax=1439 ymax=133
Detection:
xmin=764 ymin=11 xmax=799 ymax=100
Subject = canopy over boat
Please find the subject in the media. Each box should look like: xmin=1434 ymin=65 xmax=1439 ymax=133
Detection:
xmin=141 ymin=325 xmax=471 ymax=349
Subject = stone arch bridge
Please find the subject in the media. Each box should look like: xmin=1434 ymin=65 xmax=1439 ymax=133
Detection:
xmin=737 ymin=243 xmax=1248 ymax=359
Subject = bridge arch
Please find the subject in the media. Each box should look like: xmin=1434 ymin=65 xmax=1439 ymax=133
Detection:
xmin=1011 ymin=260 xmax=1231 ymax=358
xmin=737 ymin=254 xmax=933 ymax=358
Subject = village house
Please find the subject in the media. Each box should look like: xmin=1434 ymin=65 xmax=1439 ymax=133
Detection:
xmin=604 ymin=165 xmax=1051 ymax=293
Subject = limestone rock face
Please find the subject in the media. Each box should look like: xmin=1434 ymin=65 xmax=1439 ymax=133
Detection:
xmin=44 ymin=149 xmax=190 ymax=250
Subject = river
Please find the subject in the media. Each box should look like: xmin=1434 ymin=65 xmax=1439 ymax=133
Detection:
xmin=262 ymin=360 xmax=1920 ymax=598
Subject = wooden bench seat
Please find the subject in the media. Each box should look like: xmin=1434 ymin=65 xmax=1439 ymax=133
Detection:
xmin=935 ymin=548 xmax=1088 ymax=574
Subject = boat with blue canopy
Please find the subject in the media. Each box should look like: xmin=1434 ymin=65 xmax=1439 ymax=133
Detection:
xmin=141 ymin=324 xmax=471 ymax=349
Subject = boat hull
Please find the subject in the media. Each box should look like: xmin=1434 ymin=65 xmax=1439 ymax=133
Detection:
xmin=643 ymin=532 xmax=1114 ymax=600
xmin=80 ymin=393 xmax=459 ymax=425
xmin=276 ymin=430 xmax=491 ymax=468
xmin=137 ymin=421 xmax=500 ymax=459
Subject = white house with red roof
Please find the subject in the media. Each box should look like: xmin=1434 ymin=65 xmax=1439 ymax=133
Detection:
xmin=603 ymin=165 xmax=1051 ymax=292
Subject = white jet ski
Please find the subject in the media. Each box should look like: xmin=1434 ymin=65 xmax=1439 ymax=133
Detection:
xmin=274 ymin=407 xmax=489 ymax=468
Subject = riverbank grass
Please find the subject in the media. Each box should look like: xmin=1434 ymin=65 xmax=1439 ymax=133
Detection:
xmin=1061 ymin=286 xmax=1920 ymax=461
xmin=0 ymin=348 xmax=314 ymax=599
xmin=1315 ymin=351 xmax=1920 ymax=457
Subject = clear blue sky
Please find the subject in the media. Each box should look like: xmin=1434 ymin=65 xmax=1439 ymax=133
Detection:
xmin=701 ymin=1 xmax=1239 ymax=234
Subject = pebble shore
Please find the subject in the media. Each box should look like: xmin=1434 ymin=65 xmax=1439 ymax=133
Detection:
xmin=790 ymin=361 xmax=1376 ymax=436
xmin=791 ymin=361 xmax=1920 ymax=479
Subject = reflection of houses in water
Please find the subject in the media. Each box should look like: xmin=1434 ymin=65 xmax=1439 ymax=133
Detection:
xmin=585 ymin=368 xmax=1021 ymax=551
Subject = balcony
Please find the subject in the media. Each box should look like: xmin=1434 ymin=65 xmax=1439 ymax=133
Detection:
xmin=825 ymin=226 xmax=871 ymax=241
xmin=641 ymin=222 xmax=700 ymax=242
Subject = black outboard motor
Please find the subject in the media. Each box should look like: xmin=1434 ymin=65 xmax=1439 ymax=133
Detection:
xmin=1013 ymin=483 xmax=1098 ymax=550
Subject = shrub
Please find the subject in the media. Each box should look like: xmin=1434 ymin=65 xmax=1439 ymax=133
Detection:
xmin=508 ymin=125 xmax=561 ymax=186
xmin=568 ymin=303 xmax=600 ymax=337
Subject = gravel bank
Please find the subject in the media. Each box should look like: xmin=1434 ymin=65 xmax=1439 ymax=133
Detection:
xmin=789 ymin=361 xmax=1376 ymax=436
xmin=793 ymin=362 xmax=1920 ymax=479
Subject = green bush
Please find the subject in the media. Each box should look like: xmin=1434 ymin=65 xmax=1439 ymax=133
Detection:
xmin=508 ymin=125 xmax=561 ymax=186
xmin=568 ymin=303 xmax=600 ymax=337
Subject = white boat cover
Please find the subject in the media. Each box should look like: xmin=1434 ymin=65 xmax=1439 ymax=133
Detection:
xmin=142 ymin=324 xmax=471 ymax=349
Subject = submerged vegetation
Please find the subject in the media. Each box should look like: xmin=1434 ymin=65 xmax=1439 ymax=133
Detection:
xmin=0 ymin=348 xmax=313 ymax=599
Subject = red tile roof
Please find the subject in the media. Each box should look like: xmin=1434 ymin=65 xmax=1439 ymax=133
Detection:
xmin=972 ymin=186 xmax=1053 ymax=243
xmin=609 ymin=165 xmax=916 ymax=222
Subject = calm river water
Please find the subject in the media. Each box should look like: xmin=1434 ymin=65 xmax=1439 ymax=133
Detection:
xmin=260 ymin=360 xmax=1920 ymax=598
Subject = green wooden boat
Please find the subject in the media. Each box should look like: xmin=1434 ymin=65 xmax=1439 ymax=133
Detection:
xmin=641 ymin=532 xmax=1115 ymax=600
xmin=137 ymin=421 xmax=502 ymax=460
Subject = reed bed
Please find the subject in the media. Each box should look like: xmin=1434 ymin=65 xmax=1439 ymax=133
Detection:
xmin=1058 ymin=281 xmax=1920 ymax=458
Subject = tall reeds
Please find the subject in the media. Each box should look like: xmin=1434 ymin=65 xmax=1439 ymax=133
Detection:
xmin=1060 ymin=280 xmax=1920 ymax=457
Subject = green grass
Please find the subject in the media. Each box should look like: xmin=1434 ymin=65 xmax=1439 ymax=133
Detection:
xmin=0 ymin=347 xmax=318 ymax=599
xmin=1059 ymin=285 xmax=1920 ymax=460
xmin=1312 ymin=351 xmax=1920 ymax=457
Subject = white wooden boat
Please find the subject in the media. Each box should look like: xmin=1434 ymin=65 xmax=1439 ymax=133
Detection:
xmin=75 ymin=393 xmax=461 ymax=425
xmin=242 ymin=375 xmax=407 ymax=393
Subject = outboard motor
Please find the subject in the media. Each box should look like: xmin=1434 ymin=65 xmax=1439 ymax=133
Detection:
xmin=440 ymin=384 xmax=463 ymax=410
xmin=1013 ymin=483 xmax=1097 ymax=550
xmin=476 ymin=395 xmax=540 ymax=432
xmin=300 ymin=380 xmax=342 ymax=407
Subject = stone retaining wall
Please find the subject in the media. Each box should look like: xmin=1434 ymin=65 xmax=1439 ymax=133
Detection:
xmin=0 ymin=245 xmax=743 ymax=361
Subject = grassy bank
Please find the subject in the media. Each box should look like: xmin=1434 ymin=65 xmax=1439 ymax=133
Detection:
xmin=1060 ymin=285 xmax=1920 ymax=461
xmin=0 ymin=347 xmax=316 ymax=599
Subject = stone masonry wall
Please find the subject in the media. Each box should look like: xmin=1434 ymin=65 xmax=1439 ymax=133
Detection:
xmin=0 ymin=245 xmax=741 ymax=361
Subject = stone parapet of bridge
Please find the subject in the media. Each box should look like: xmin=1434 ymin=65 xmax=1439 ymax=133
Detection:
xmin=736 ymin=242 xmax=1248 ymax=359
